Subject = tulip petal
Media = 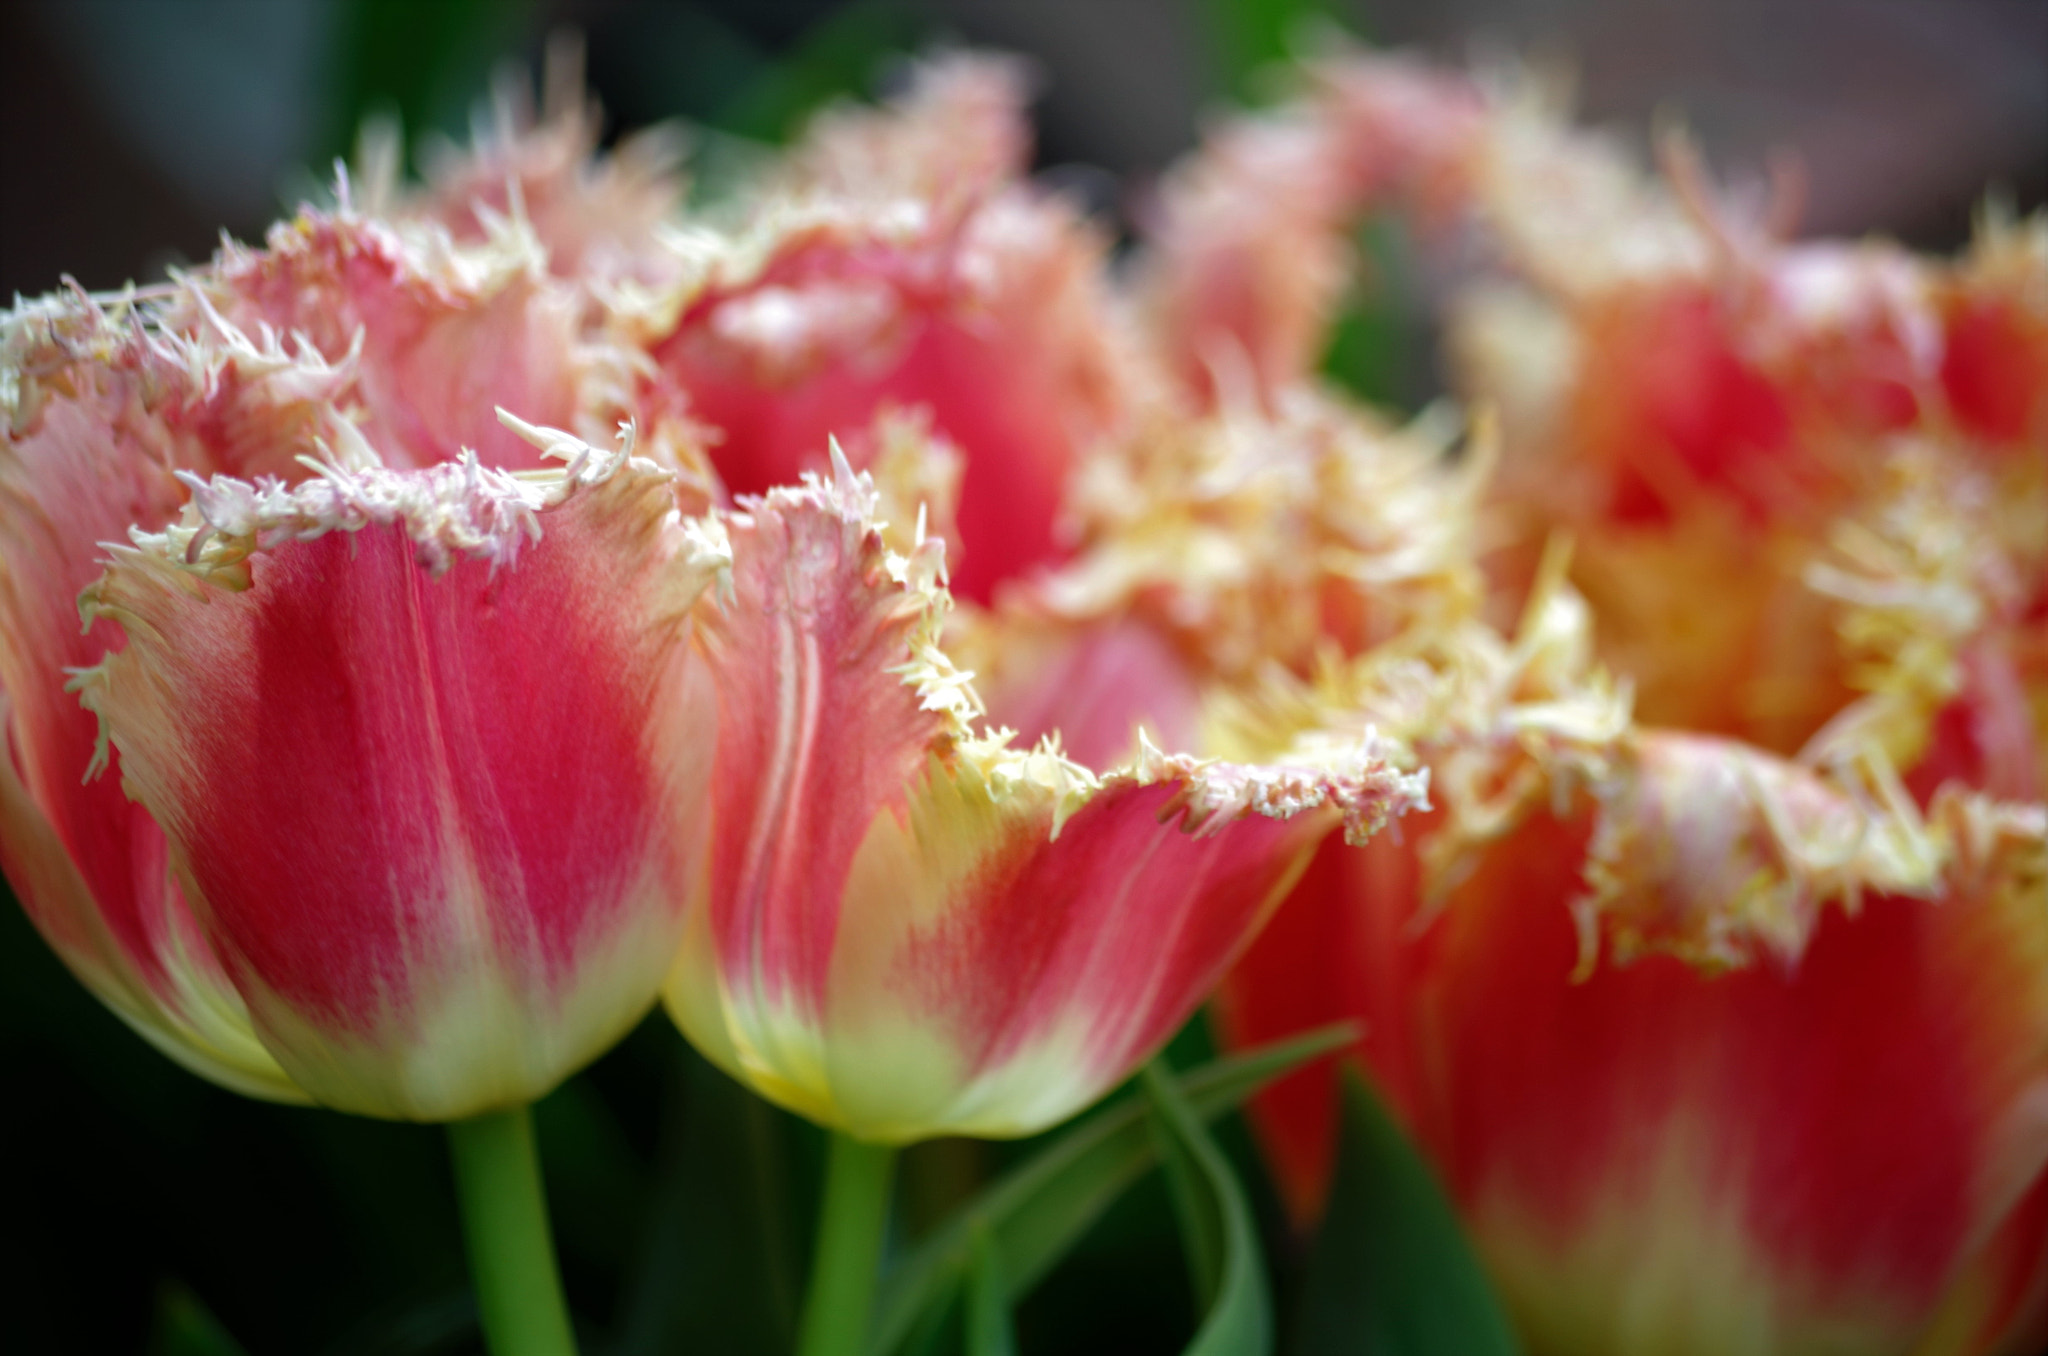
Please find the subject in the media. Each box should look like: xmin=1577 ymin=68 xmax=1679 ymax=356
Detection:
xmin=665 ymin=462 xmax=1426 ymax=1141
xmin=413 ymin=39 xmax=686 ymax=287
xmin=1225 ymin=721 xmax=2048 ymax=1355
xmin=175 ymin=208 xmax=629 ymax=473
xmin=643 ymin=57 xmax=1130 ymax=602
xmin=1141 ymin=53 xmax=1486 ymax=406
xmin=0 ymin=293 xmax=374 ymax=1101
xmin=75 ymin=420 xmax=724 ymax=1118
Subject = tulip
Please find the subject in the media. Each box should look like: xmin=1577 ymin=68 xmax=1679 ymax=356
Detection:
xmin=656 ymin=449 xmax=1427 ymax=1354
xmin=1216 ymin=705 xmax=2048 ymax=1355
xmin=961 ymin=385 xmax=1488 ymax=769
xmin=637 ymin=55 xmax=1133 ymax=602
xmin=5 ymin=203 xmax=720 ymax=1350
xmin=1141 ymin=53 xmax=2048 ymax=797
xmin=176 ymin=203 xmax=636 ymax=475
xmin=665 ymin=449 xmax=1425 ymax=1139
xmin=1 ymin=289 xmax=358 ymax=1102
xmin=74 ymin=414 xmax=722 ymax=1119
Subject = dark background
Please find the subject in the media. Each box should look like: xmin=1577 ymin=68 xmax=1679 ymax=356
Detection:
xmin=2 ymin=2 xmax=2044 ymax=1353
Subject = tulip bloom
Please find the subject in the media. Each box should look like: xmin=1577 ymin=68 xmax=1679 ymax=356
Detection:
xmin=1 ymin=291 xmax=358 ymax=1100
xmin=1217 ymin=719 xmax=2048 ymax=1356
xmin=960 ymin=386 xmax=1488 ymax=770
xmin=661 ymin=454 xmax=1428 ymax=1143
xmin=1141 ymin=54 xmax=2047 ymax=797
xmin=638 ymin=56 xmax=1133 ymax=602
xmin=67 ymin=414 xmax=724 ymax=1120
xmin=3 ymin=249 xmax=721 ymax=1120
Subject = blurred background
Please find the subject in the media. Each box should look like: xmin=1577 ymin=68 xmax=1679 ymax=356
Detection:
xmin=1 ymin=2 xmax=2043 ymax=1353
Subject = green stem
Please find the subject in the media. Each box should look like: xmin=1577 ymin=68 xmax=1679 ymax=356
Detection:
xmin=447 ymin=1106 xmax=579 ymax=1356
xmin=797 ymin=1132 xmax=898 ymax=1356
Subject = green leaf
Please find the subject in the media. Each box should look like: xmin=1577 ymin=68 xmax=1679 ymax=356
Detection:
xmin=612 ymin=1035 xmax=813 ymax=1356
xmin=1150 ymin=1093 xmax=1224 ymax=1310
xmin=870 ymin=1023 xmax=1355 ymax=1355
xmin=712 ymin=1 xmax=925 ymax=144
xmin=320 ymin=0 xmax=538 ymax=170
xmin=1296 ymin=1070 xmax=1521 ymax=1356
xmin=1142 ymin=1064 xmax=1271 ymax=1356
xmin=147 ymin=1283 xmax=249 ymax=1356
xmin=1199 ymin=0 xmax=1338 ymax=103
xmin=964 ymin=1227 xmax=1019 ymax=1356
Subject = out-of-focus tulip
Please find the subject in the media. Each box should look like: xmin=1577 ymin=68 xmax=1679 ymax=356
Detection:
xmin=406 ymin=41 xmax=688 ymax=291
xmin=1139 ymin=52 xmax=1485 ymax=409
xmin=1140 ymin=51 xmax=2046 ymax=801
xmin=960 ymin=387 xmax=1487 ymax=768
xmin=1215 ymin=675 xmax=2048 ymax=1353
xmin=171 ymin=204 xmax=638 ymax=475
xmin=636 ymin=56 xmax=1134 ymax=602
xmin=661 ymin=453 xmax=1428 ymax=1143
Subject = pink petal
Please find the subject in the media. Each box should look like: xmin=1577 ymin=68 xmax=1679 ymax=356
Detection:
xmin=0 ymin=292 xmax=369 ymax=1099
xmin=643 ymin=58 xmax=1130 ymax=602
xmin=174 ymin=210 xmax=605 ymax=471
xmin=414 ymin=42 xmax=686 ymax=287
xmin=76 ymin=420 xmax=722 ymax=1118
xmin=666 ymin=464 xmax=1425 ymax=1140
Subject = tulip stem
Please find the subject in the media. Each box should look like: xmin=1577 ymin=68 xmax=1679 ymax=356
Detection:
xmin=448 ymin=1106 xmax=579 ymax=1356
xmin=797 ymin=1132 xmax=898 ymax=1356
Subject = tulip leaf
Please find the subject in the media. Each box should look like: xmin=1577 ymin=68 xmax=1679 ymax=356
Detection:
xmin=1142 ymin=1062 xmax=1272 ymax=1356
xmin=869 ymin=1022 xmax=1354 ymax=1355
xmin=147 ymin=1282 xmax=249 ymax=1356
xmin=1295 ymin=1070 xmax=1521 ymax=1356
xmin=965 ymin=1226 xmax=1019 ymax=1356
xmin=1150 ymin=1088 xmax=1225 ymax=1309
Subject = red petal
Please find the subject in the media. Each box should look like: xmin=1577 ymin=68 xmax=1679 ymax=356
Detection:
xmin=78 ymin=431 xmax=720 ymax=1117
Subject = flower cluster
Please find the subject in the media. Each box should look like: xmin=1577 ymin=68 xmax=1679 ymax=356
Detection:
xmin=4 ymin=40 xmax=2044 ymax=1356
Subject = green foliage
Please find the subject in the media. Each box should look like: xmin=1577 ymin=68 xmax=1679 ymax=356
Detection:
xmin=147 ymin=1284 xmax=250 ymax=1356
xmin=321 ymin=0 xmax=540 ymax=170
xmin=711 ymin=1 xmax=925 ymax=144
xmin=1294 ymin=1072 xmax=1521 ymax=1356
xmin=964 ymin=1227 xmax=1019 ymax=1356
xmin=871 ymin=1024 xmax=1354 ymax=1354
xmin=1143 ymin=1064 xmax=1271 ymax=1356
xmin=1200 ymin=0 xmax=1340 ymax=104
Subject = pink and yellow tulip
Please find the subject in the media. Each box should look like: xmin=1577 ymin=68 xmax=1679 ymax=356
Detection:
xmin=662 ymin=452 xmax=1429 ymax=1142
xmin=636 ymin=56 xmax=1133 ymax=603
xmin=1 ymin=219 xmax=722 ymax=1120
xmin=1217 ymin=704 xmax=2048 ymax=1354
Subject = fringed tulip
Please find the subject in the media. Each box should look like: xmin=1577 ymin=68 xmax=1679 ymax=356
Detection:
xmin=1141 ymin=51 xmax=2047 ymax=800
xmin=961 ymin=386 xmax=1487 ymax=768
xmin=638 ymin=56 xmax=1134 ymax=602
xmin=0 ymin=291 xmax=360 ymax=1099
xmin=7 ymin=108 xmax=728 ymax=1350
xmin=171 ymin=204 xmax=635 ymax=474
xmin=70 ymin=415 xmax=724 ymax=1120
xmin=661 ymin=452 xmax=1428 ymax=1144
xmin=1216 ymin=680 xmax=2048 ymax=1354
xmin=3 ymin=247 xmax=721 ymax=1121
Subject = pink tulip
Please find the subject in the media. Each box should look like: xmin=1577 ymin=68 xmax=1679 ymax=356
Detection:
xmin=663 ymin=454 xmax=1428 ymax=1141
